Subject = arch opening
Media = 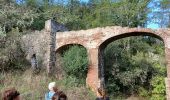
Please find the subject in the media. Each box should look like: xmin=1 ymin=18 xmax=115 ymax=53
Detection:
xmin=98 ymin=32 xmax=166 ymax=99
xmin=100 ymin=32 xmax=164 ymax=49
xmin=55 ymin=44 xmax=89 ymax=84
xmin=56 ymin=44 xmax=87 ymax=55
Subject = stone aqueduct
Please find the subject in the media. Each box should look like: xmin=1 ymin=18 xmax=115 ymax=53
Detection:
xmin=23 ymin=20 xmax=170 ymax=99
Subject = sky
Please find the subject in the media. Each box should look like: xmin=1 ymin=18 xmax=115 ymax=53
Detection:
xmin=146 ymin=0 xmax=160 ymax=29
xmin=147 ymin=23 xmax=159 ymax=29
xmin=82 ymin=0 xmax=89 ymax=2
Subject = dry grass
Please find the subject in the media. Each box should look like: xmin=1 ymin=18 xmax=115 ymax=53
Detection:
xmin=0 ymin=69 xmax=96 ymax=100
xmin=0 ymin=69 xmax=150 ymax=100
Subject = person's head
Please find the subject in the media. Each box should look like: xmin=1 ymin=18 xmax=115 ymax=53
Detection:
xmin=48 ymin=82 xmax=58 ymax=92
xmin=2 ymin=88 xmax=20 ymax=100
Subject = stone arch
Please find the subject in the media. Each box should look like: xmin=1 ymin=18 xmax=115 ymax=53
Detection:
xmin=97 ymin=31 xmax=167 ymax=98
xmin=56 ymin=43 xmax=88 ymax=53
xmin=98 ymin=31 xmax=166 ymax=76
xmin=99 ymin=31 xmax=164 ymax=49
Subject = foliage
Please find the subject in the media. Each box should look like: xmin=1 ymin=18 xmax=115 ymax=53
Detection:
xmin=62 ymin=45 xmax=88 ymax=80
xmin=0 ymin=1 xmax=38 ymax=33
xmin=0 ymin=28 xmax=28 ymax=71
xmin=150 ymin=76 xmax=166 ymax=100
xmin=0 ymin=27 xmax=6 ymax=37
xmin=138 ymin=87 xmax=149 ymax=97
xmin=104 ymin=36 xmax=166 ymax=98
xmin=17 ymin=0 xmax=151 ymax=30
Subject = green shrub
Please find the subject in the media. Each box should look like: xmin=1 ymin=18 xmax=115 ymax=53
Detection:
xmin=138 ymin=87 xmax=149 ymax=97
xmin=62 ymin=45 xmax=88 ymax=80
xmin=103 ymin=36 xmax=166 ymax=98
xmin=106 ymin=77 xmax=120 ymax=94
xmin=150 ymin=76 xmax=166 ymax=100
xmin=0 ymin=28 xmax=29 ymax=72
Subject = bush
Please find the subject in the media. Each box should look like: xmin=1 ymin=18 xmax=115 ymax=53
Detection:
xmin=103 ymin=36 xmax=166 ymax=98
xmin=0 ymin=28 xmax=29 ymax=72
xmin=62 ymin=45 xmax=88 ymax=80
xmin=106 ymin=77 xmax=120 ymax=94
xmin=150 ymin=76 xmax=166 ymax=100
xmin=138 ymin=87 xmax=149 ymax=97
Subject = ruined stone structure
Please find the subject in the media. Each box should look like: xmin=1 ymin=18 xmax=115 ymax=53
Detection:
xmin=22 ymin=20 xmax=170 ymax=99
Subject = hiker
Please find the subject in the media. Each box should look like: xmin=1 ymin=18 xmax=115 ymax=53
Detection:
xmin=52 ymin=91 xmax=67 ymax=100
xmin=45 ymin=82 xmax=58 ymax=100
xmin=31 ymin=54 xmax=39 ymax=73
xmin=96 ymin=88 xmax=110 ymax=100
xmin=2 ymin=88 xmax=20 ymax=100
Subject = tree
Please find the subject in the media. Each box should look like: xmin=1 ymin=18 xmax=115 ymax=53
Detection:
xmin=104 ymin=35 xmax=166 ymax=97
xmin=62 ymin=45 xmax=88 ymax=80
xmin=84 ymin=0 xmax=151 ymax=28
xmin=0 ymin=0 xmax=38 ymax=33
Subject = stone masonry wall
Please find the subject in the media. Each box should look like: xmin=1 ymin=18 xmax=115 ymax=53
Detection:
xmin=22 ymin=20 xmax=68 ymax=72
xmin=45 ymin=20 xmax=68 ymax=74
xmin=164 ymin=32 xmax=170 ymax=99
xmin=21 ymin=30 xmax=50 ymax=68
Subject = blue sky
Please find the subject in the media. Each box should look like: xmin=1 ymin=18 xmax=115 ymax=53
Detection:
xmin=147 ymin=23 xmax=159 ymax=29
xmin=82 ymin=0 xmax=89 ymax=2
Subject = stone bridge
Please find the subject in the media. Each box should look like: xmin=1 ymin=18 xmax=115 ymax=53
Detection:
xmin=23 ymin=20 xmax=170 ymax=99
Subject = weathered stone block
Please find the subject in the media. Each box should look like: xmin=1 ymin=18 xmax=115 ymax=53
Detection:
xmin=45 ymin=19 xmax=68 ymax=33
